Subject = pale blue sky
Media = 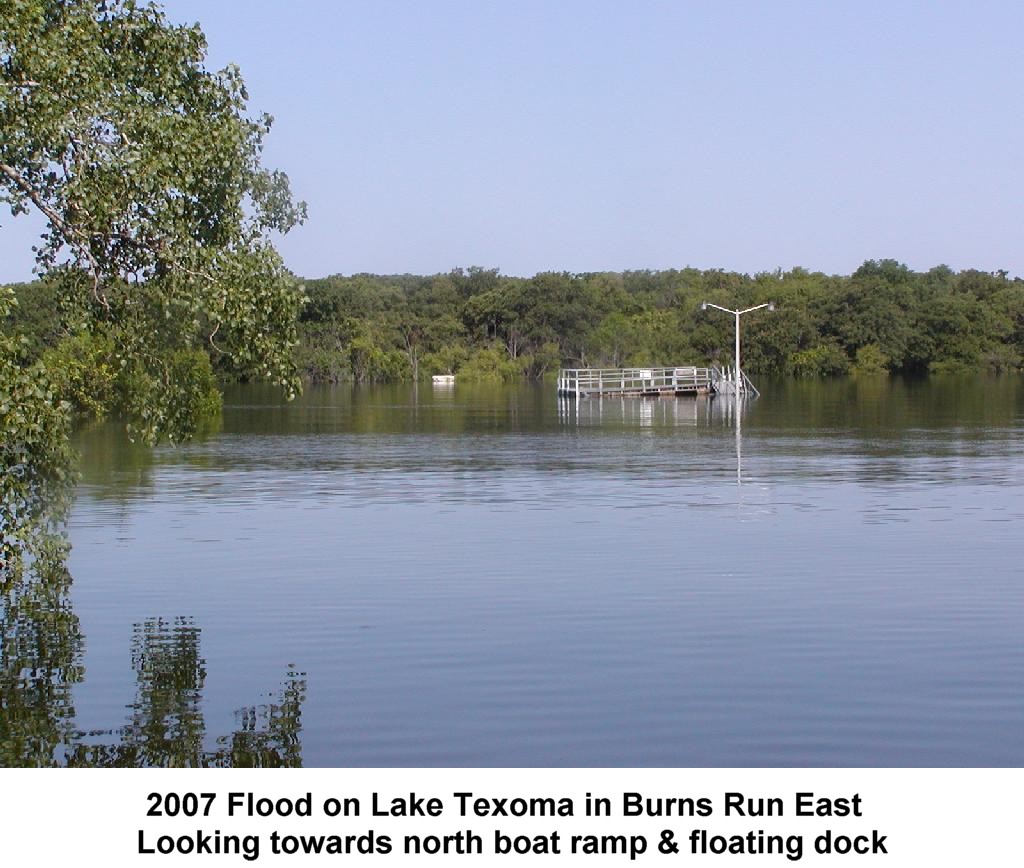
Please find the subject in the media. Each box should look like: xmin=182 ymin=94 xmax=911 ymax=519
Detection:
xmin=3 ymin=0 xmax=1022 ymax=280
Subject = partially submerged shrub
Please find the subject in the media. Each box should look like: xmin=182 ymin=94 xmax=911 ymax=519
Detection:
xmin=458 ymin=345 xmax=524 ymax=383
xmin=788 ymin=343 xmax=849 ymax=377
xmin=851 ymin=343 xmax=890 ymax=376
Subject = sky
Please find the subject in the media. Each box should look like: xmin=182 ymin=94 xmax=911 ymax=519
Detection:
xmin=3 ymin=0 xmax=1023 ymax=280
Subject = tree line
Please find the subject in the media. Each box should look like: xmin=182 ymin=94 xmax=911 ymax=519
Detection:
xmin=8 ymin=259 xmax=1024 ymax=401
xmin=291 ymin=260 xmax=1023 ymax=384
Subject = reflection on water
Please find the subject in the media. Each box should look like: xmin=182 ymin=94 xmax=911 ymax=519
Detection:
xmin=558 ymin=393 xmax=719 ymax=428
xmin=0 ymin=568 xmax=305 ymax=766
xmin=4 ymin=374 xmax=1024 ymax=766
xmin=66 ymin=617 xmax=305 ymax=768
xmin=0 ymin=557 xmax=82 ymax=765
xmin=561 ymin=392 xmax=751 ymax=486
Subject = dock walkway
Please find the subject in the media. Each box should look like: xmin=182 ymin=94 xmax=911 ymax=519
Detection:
xmin=556 ymin=366 xmax=758 ymax=398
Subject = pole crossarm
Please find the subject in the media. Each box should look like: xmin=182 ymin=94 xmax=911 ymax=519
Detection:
xmin=702 ymin=302 xmax=738 ymax=315
xmin=701 ymin=302 xmax=773 ymax=315
xmin=700 ymin=300 xmax=774 ymax=397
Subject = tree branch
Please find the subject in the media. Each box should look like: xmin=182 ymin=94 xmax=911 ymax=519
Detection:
xmin=0 ymin=161 xmax=109 ymax=311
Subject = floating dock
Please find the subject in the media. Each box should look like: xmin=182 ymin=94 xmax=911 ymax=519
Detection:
xmin=556 ymin=366 xmax=758 ymax=398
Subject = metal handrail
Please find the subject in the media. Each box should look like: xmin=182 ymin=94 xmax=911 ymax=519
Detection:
xmin=710 ymin=366 xmax=760 ymax=397
xmin=557 ymin=366 xmax=713 ymax=396
xmin=557 ymin=364 xmax=760 ymax=398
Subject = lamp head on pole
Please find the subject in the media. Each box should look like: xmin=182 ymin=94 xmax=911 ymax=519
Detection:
xmin=768 ymin=302 xmax=775 ymax=312
xmin=700 ymin=301 xmax=708 ymax=311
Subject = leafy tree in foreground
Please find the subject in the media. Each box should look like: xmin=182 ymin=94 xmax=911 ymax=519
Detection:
xmin=1 ymin=0 xmax=305 ymax=414
xmin=0 ymin=287 xmax=73 ymax=562
xmin=1 ymin=0 xmax=304 ymax=553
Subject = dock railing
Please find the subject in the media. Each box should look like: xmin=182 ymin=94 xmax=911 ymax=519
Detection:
xmin=557 ymin=366 xmax=713 ymax=397
xmin=710 ymin=366 xmax=760 ymax=398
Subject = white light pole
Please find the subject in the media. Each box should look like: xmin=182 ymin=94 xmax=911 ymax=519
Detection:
xmin=700 ymin=301 xmax=774 ymax=393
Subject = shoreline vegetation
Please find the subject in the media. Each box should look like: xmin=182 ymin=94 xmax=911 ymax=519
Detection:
xmin=7 ymin=260 xmax=1023 ymax=404
xmin=289 ymin=261 xmax=1023 ymax=384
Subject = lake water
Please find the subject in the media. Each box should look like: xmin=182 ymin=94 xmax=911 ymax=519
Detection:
xmin=10 ymin=376 xmax=1024 ymax=766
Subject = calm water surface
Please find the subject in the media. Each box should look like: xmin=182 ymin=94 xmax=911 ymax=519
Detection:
xmin=51 ymin=377 xmax=1024 ymax=764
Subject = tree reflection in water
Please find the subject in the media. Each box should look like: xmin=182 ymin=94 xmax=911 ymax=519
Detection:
xmin=0 ymin=554 xmax=83 ymax=765
xmin=1 ymin=564 xmax=305 ymax=767
xmin=2 ymin=415 xmax=304 ymax=768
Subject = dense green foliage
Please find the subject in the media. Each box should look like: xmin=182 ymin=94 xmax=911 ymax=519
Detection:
xmin=9 ymin=260 xmax=1024 ymax=404
xmin=1 ymin=0 xmax=305 ymax=412
xmin=290 ymin=262 xmax=1024 ymax=384
xmin=1 ymin=0 xmax=302 ymax=556
xmin=0 ymin=286 xmax=74 ymax=563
